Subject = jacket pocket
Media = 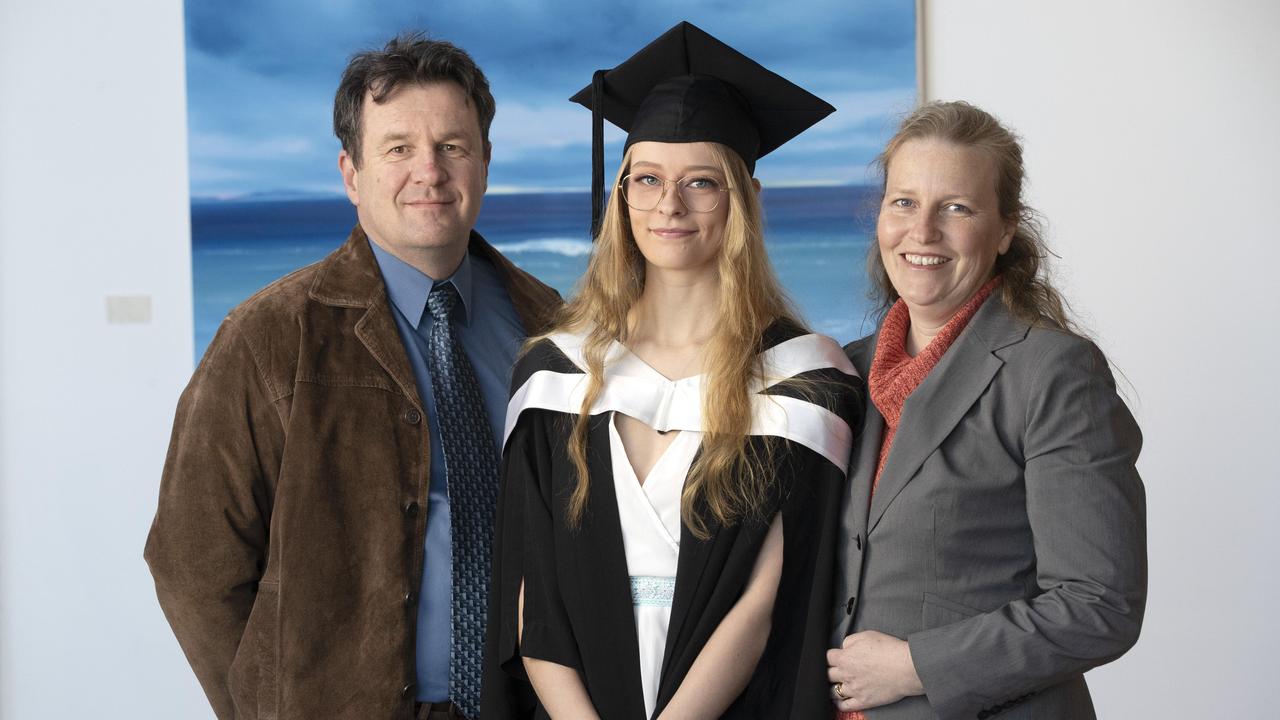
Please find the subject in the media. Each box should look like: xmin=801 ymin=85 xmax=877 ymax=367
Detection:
xmin=920 ymin=591 xmax=981 ymax=629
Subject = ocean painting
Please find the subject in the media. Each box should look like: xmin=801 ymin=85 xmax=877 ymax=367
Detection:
xmin=185 ymin=2 xmax=916 ymax=359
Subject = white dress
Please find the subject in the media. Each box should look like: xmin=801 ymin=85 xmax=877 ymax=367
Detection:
xmin=608 ymin=413 xmax=701 ymax=719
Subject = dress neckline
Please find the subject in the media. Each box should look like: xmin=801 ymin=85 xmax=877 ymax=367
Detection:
xmin=607 ymin=412 xmax=694 ymax=553
xmin=609 ymin=412 xmax=695 ymax=489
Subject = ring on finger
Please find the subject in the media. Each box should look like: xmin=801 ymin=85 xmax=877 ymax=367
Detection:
xmin=834 ymin=681 xmax=849 ymax=700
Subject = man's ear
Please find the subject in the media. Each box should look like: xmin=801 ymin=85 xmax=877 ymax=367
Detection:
xmin=339 ymin=150 xmax=360 ymax=206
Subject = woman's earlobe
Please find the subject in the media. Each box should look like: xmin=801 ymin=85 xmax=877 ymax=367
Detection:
xmin=752 ymin=178 xmax=762 ymax=194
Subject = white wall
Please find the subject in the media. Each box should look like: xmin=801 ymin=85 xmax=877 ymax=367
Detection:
xmin=0 ymin=1 xmax=210 ymax=717
xmin=1 ymin=0 xmax=1275 ymax=717
xmin=923 ymin=0 xmax=1280 ymax=715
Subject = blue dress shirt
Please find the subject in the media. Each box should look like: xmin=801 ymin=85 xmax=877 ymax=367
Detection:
xmin=368 ymin=239 xmax=525 ymax=702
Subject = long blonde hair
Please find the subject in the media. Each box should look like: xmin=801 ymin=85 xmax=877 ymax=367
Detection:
xmin=547 ymin=142 xmax=801 ymax=538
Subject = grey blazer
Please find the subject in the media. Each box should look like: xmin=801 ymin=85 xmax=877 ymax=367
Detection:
xmin=830 ymin=295 xmax=1146 ymax=720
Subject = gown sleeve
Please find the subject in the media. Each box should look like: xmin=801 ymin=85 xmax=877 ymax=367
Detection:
xmin=733 ymin=365 xmax=865 ymax=719
xmin=482 ymin=347 xmax=587 ymax=719
xmin=506 ymin=408 xmax=585 ymax=671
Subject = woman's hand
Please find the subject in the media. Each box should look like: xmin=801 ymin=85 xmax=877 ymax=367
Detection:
xmin=825 ymin=630 xmax=924 ymax=711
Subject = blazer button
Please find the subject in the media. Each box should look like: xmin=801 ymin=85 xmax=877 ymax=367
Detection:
xmin=404 ymin=501 xmax=420 ymax=518
xmin=845 ymin=596 xmax=856 ymax=615
xmin=401 ymin=683 xmax=415 ymax=699
xmin=404 ymin=590 xmax=416 ymax=606
xmin=403 ymin=408 xmax=422 ymax=425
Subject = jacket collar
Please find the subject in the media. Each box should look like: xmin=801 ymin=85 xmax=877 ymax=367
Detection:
xmin=864 ymin=293 xmax=1030 ymax=535
xmin=309 ymin=225 xmax=560 ymax=327
xmin=308 ymin=225 xmax=385 ymax=309
xmin=305 ymin=225 xmax=562 ymax=412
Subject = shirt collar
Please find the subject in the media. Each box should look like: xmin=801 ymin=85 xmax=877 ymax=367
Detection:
xmin=367 ymin=239 xmax=474 ymax=330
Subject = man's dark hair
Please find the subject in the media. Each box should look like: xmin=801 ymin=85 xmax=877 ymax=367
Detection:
xmin=334 ymin=31 xmax=495 ymax=167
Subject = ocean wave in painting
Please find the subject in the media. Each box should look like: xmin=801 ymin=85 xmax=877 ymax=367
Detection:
xmin=493 ymin=238 xmax=593 ymax=257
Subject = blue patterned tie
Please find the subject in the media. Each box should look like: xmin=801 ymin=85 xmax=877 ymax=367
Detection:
xmin=426 ymin=281 xmax=497 ymax=719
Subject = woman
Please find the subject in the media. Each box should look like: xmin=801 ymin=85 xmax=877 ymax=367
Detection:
xmin=482 ymin=22 xmax=861 ymax=720
xmin=827 ymin=101 xmax=1146 ymax=719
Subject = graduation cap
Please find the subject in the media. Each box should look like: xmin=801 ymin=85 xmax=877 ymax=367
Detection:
xmin=571 ymin=21 xmax=835 ymax=236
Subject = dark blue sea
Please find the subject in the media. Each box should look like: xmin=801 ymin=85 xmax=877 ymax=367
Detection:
xmin=191 ymin=186 xmax=881 ymax=359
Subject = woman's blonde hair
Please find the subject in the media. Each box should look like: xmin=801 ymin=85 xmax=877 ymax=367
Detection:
xmin=869 ymin=101 xmax=1079 ymax=333
xmin=546 ymin=142 xmax=801 ymax=538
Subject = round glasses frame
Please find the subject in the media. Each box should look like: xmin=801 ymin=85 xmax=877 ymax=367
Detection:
xmin=618 ymin=173 xmax=732 ymax=213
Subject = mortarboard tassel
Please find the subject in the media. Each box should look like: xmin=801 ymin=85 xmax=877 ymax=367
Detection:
xmin=590 ymin=69 xmax=606 ymax=240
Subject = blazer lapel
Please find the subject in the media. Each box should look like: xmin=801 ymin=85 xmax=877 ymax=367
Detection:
xmin=846 ymin=401 xmax=882 ymax=540
xmin=866 ymin=296 xmax=1028 ymax=535
xmin=844 ymin=338 xmax=881 ymax=544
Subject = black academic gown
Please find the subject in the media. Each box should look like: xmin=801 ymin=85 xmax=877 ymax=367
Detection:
xmin=482 ymin=321 xmax=863 ymax=720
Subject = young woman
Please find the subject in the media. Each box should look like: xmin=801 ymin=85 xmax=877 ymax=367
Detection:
xmin=482 ymin=22 xmax=862 ymax=720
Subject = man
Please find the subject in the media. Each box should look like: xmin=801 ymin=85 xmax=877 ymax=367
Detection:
xmin=145 ymin=33 xmax=557 ymax=720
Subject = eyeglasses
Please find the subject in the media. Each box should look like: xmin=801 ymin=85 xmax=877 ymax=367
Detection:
xmin=618 ymin=173 xmax=731 ymax=213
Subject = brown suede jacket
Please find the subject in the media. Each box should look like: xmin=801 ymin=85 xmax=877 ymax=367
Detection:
xmin=145 ymin=226 xmax=560 ymax=719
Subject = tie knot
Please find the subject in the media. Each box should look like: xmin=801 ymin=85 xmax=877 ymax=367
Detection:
xmin=427 ymin=282 xmax=459 ymax=323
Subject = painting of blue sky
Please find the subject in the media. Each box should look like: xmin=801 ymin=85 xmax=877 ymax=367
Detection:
xmin=185 ymin=0 xmax=916 ymax=356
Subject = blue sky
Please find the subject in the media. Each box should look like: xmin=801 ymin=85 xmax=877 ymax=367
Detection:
xmin=184 ymin=0 xmax=915 ymax=199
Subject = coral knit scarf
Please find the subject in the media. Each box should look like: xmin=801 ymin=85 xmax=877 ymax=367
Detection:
xmin=867 ymin=275 xmax=1001 ymax=491
xmin=836 ymin=275 xmax=999 ymax=720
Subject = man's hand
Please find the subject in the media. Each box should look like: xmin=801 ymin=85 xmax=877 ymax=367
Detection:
xmin=825 ymin=630 xmax=924 ymax=712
